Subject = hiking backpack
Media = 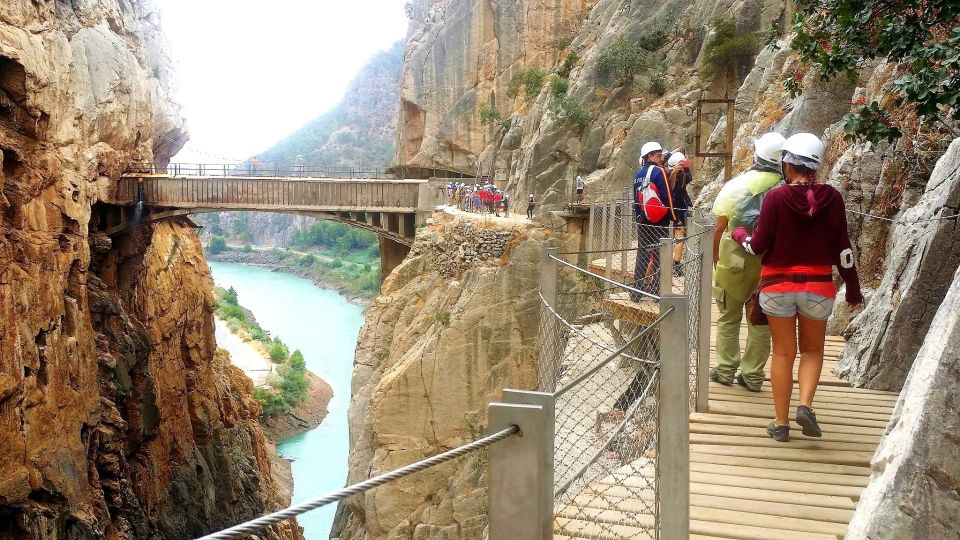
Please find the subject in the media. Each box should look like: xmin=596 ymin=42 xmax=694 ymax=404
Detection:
xmin=636 ymin=166 xmax=668 ymax=223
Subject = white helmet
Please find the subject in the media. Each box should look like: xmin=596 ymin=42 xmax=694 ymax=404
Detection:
xmin=781 ymin=132 xmax=825 ymax=170
xmin=754 ymin=132 xmax=786 ymax=168
xmin=667 ymin=152 xmax=687 ymax=168
xmin=639 ymin=141 xmax=663 ymax=163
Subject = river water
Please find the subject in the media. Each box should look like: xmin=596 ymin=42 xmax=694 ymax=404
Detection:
xmin=209 ymin=262 xmax=365 ymax=539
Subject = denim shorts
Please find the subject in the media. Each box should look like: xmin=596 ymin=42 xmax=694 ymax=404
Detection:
xmin=759 ymin=291 xmax=834 ymax=321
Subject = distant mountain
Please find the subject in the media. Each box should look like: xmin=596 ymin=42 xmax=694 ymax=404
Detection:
xmin=257 ymin=40 xmax=403 ymax=169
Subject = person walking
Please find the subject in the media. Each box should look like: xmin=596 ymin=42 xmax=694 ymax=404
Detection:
xmin=575 ymin=175 xmax=585 ymax=204
xmin=709 ymin=133 xmax=786 ymax=392
xmin=667 ymin=151 xmax=694 ymax=276
xmin=732 ymin=133 xmax=863 ymax=442
xmin=251 ymin=156 xmax=260 ymax=176
xmin=632 ymin=141 xmax=675 ymax=299
xmin=527 ymin=193 xmax=536 ymax=219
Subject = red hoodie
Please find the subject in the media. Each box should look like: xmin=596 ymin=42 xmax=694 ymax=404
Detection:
xmin=732 ymin=183 xmax=863 ymax=305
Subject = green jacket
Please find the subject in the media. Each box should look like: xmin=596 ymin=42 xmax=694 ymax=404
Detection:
xmin=711 ymin=170 xmax=782 ymax=301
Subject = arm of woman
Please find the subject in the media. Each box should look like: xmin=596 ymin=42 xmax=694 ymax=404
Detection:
xmin=833 ymin=195 xmax=864 ymax=307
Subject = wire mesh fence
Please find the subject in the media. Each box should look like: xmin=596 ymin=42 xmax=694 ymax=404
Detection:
xmin=535 ymin=197 xmax=711 ymax=538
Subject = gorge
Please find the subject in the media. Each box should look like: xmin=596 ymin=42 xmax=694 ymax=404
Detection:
xmin=1 ymin=0 xmax=958 ymax=539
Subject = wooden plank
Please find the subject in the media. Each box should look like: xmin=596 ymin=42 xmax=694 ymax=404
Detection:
xmin=690 ymin=450 xmax=873 ymax=476
xmin=690 ymin=443 xmax=875 ymax=467
xmin=605 ymin=470 xmax=864 ymax=498
xmin=586 ymin=479 xmax=858 ymax=510
xmin=708 ymin=392 xmax=894 ymax=414
xmin=573 ymin=490 xmax=854 ymax=525
xmin=708 ymin=385 xmax=898 ymax=407
xmin=708 ymin=402 xmax=891 ymax=427
xmin=690 ymin=432 xmax=878 ymax=452
xmin=559 ymin=503 xmax=848 ymax=536
xmin=690 ymin=419 xmax=883 ymax=445
xmin=687 ymin=460 xmax=869 ymax=488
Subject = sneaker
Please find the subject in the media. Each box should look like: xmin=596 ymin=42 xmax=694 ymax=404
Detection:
xmin=735 ymin=374 xmax=762 ymax=392
xmin=673 ymin=261 xmax=683 ymax=278
xmin=796 ymin=405 xmax=823 ymax=438
xmin=709 ymin=368 xmax=732 ymax=386
xmin=766 ymin=421 xmax=790 ymax=442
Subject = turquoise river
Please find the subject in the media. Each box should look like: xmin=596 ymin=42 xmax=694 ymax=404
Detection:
xmin=209 ymin=261 xmax=366 ymax=539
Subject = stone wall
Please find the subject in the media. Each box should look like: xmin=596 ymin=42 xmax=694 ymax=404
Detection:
xmin=846 ymin=263 xmax=960 ymax=539
xmin=0 ymin=1 xmax=298 ymax=538
xmin=332 ymin=212 xmax=556 ymax=539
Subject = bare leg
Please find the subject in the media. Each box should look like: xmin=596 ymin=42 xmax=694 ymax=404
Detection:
xmin=768 ymin=315 xmax=798 ymax=426
xmin=797 ymin=315 xmax=827 ymax=408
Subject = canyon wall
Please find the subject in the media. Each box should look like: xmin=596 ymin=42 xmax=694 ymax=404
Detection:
xmin=0 ymin=1 xmax=297 ymax=538
xmin=330 ymin=1 xmax=960 ymax=538
xmin=395 ymin=0 xmax=957 ymax=389
xmin=332 ymin=213 xmax=557 ymax=539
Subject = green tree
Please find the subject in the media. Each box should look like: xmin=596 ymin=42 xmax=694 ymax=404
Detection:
xmin=701 ymin=17 xmax=759 ymax=81
xmin=207 ymin=236 xmax=227 ymax=255
xmin=268 ymin=338 xmax=290 ymax=363
xmin=791 ymin=0 xmax=960 ymax=143
xmin=595 ymin=29 xmax=666 ymax=86
xmin=224 ymin=286 xmax=238 ymax=305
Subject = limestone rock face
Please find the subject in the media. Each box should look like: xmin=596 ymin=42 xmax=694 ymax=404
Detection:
xmin=332 ymin=212 xmax=553 ymax=539
xmin=846 ymin=264 xmax=960 ymax=539
xmin=838 ymin=139 xmax=960 ymax=390
xmin=0 ymin=2 xmax=298 ymax=538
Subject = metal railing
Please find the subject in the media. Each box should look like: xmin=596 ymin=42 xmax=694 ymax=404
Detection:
xmin=196 ymin=422 xmax=540 ymax=539
xmin=533 ymin=238 xmax=699 ymax=539
xmin=125 ymin=162 xmax=396 ymax=179
xmin=586 ymin=190 xmax=714 ymax=412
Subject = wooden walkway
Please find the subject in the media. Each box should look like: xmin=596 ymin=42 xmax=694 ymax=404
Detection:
xmin=554 ymin=305 xmax=898 ymax=539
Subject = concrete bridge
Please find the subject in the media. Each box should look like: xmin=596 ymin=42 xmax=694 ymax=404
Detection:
xmin=102 ymin=164 xmax=450 ymax=278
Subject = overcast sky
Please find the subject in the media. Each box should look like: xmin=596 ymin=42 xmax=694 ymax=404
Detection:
xmin=159 ymin=0 xmax=408 ymax=164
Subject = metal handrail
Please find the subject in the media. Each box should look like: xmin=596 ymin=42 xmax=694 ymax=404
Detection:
xmin=552 ymin=306 xmax=674 ymax=399
xmin=549 ymin=254 xmax=659 ymax=300
xmin=196 ymin=425 xmax=520 ymax=540
xmin=538 ymin=293 xmax=652 ymax=366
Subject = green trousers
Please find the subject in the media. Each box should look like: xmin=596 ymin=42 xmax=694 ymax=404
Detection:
xmin=714 ymin=289 xmax=771 ymax=390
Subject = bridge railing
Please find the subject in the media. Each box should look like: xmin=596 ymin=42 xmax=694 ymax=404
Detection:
xmin=126 ymin=162 xmax=395 ymax=179
xmin=112 ymin=175 xmax=422 ymax=212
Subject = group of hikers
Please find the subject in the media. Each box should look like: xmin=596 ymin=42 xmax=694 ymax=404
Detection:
xmin=628 ymin=132 xmax=862 ymax=442
xmin=446 ymin=182 xmax=511 ymax=217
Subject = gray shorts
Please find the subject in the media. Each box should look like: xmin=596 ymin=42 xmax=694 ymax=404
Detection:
xmin=759 ymin=291 xmax=834 ymax=321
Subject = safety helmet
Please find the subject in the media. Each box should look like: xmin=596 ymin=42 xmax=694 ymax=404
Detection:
xmin=667 ymin=152 xmax=688 ymax=168
xmin=754 ymin=132 xmax=786 ymax=168
xmin=639 ymin=141 xmax=663 ymax=163
xmin=781 ymin=132 xmax=825 ymax=170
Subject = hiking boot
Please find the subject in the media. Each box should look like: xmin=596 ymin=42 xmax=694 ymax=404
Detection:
xmin=796 ymin=405 xmax=823 ymax=438
xmin=673 ymin=261 xmax=684 ymax=278
xmin=735 ymin=373 xmax=762 ymax=392
xmin=766 ymin=421 xmax=790 ymax=443
xmin=709 ymin=368 xmax=732 ymax=386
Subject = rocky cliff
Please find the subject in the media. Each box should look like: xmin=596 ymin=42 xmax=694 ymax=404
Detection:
xmin=395 ymin=0 xmax=957 ymax=390
xmin=332 ymin=212 xmax=555 ymax=539
xmin=0 ymin=2 xmax=298 ymax=538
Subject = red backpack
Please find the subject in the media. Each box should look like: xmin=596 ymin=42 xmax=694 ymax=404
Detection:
xmin=636 ymin=165 xmax=669 ymax=223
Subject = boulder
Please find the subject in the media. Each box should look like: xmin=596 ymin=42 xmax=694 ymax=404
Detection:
xmin=839 ymin=138 xmax=960 ymax=390
xmin=846 ymin=264 xmax=960 ymax=539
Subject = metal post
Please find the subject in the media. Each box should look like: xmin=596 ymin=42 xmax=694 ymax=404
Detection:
xmin=586 ymin=198 xmax=595 ymax=255
xmin=725 ymin=100 xmax=735 ymax=181
xmin=657 ymin=294 xmax=690 ymax=539
xmin=599 ymin=191 xmax=610 ymax=278
xmin=605 ymin=194 xmax=615 ymax=280
xmin=696 ymin=219 xmax=714 ymax=413
xmin=540 ymin=247 xmax=558 ymax=309
xmin=502 ymin=389 xmax=554 ymax=533
xmin=659 ymin=237 xmax=673 ymax=296
xmin=488 ymin=400 xmax=551 ymax=540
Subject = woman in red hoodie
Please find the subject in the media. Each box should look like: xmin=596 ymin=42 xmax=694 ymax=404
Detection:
xmin=731 ymin=133 xmax=863 ymax=442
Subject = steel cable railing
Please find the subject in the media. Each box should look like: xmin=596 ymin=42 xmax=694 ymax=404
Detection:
xmin=196 ymin=425 xmax=519 ymax=540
